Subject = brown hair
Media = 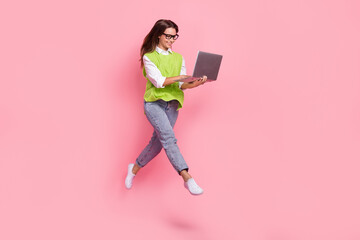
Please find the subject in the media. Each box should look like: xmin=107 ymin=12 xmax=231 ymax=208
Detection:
xmin=140 ymin=19 xmax=179 ymax=68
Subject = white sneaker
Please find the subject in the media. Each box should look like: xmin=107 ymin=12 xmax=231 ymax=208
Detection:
xmin=184 ymin=178 xmax=204 ymax=195
xmin=125 ymin=163 xmax=136 ymax=189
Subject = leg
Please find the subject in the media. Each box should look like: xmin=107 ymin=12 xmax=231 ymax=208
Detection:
xmin=132 ymin=100 xmax=186 ymax=175
xmin=135 ymin=130 xmax=163 ymax=170
xmin=125 ymin=105 xmax=163 ymax=188
xmin=164 ymin=101 xmax=203 ymax=195
xmin=126 ymin=100 xmax=203 ymax=195
xmin=180 ymin=169 xmax=192 ymax=182
xmin=131 ymin=101 xmax=182 ymax=175
xmin=144 ymin=100 xmax=188 ymax=174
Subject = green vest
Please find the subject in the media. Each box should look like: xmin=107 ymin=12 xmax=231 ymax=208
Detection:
xmin=143 ymin=50 xmax=184 ymax=110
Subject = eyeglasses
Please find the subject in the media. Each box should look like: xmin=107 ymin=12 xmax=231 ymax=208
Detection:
xmin=162 ymin=33 xmax=179 ymax=40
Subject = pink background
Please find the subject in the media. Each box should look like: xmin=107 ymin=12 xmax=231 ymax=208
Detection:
xmin=1 ymin=0 xmax=360 ymax=239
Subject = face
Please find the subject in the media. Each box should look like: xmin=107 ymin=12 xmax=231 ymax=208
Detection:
xmin=158 ymin=27 xmax=177 ymax=50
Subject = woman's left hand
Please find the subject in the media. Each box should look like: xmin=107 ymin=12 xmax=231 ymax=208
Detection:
xmin=180 ymin=75 xmax=207 ymax=90
xmin=192 ymin=75 xmax=207 ymax=87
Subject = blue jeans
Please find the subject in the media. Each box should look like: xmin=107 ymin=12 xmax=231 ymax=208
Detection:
xmin=136 ymin=100 xmax=189 ymax=174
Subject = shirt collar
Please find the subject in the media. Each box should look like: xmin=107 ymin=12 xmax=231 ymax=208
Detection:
xmin=156 ymin=46 xmax=173 ymax=55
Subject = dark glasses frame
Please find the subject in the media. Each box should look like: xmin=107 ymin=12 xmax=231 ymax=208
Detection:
xmin=161 ymin=33 xmax=179 ymax=40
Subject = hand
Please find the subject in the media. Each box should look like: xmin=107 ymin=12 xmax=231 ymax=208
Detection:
xmin=179 ymin=75 xmax=207 ymax=89
xmin=191 ymin=75 xmax=207 ymax=87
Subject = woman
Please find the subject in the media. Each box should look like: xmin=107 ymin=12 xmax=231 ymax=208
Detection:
xmin=125 ymin=19 xmax=207 ymax=195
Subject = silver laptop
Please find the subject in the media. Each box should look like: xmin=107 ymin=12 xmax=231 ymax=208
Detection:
xmin=177 ymin=51 xmax=223 ymax=83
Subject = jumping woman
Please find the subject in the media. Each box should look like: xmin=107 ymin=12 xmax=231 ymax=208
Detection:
xmin=125 ymin=19 xmax=207 ymax=195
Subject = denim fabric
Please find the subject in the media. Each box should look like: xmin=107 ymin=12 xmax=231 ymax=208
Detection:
xmin=136 ymin=100 xmax=189 ymax=174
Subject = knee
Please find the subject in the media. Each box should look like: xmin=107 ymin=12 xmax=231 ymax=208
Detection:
xmin=161 ymin=134 xmax=177 ymax=149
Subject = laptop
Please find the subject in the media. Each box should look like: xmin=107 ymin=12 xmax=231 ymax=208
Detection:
xmin=176 ymin=51 xmax=223 ymax=83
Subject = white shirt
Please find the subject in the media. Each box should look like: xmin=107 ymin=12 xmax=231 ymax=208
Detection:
xmin=143 ymin=46 xmax=186 ymax=89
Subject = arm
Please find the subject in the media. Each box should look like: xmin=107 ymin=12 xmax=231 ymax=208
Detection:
xmin=143 ymin=55 xmax=189 ymax=88
xmin=163 ymin=75 xmax=191 ymax=86
xmin=178 ymin=56 xmax=207 ymax=90
xmin=164 ymin=56 xmax=190 ymax=87
xmin=180 ymin=76 xmax=207 ymax=90
xmin=178 ymin=57 xmax=186 ymax=89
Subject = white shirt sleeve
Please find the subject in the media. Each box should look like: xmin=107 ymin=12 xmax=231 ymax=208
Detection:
xmin=178 ymin=57 xmax=186 ymax=89
xmin=143 ymin=55 xmax=186 ymax=89
xmin=143 ymin=55 xmax=166 ymax=88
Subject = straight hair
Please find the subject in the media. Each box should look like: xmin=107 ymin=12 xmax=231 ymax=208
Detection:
xmin=139 ymin=19 xmax=179 ymax=68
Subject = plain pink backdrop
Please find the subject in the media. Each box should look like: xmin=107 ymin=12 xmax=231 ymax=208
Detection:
xmin=1 ymin=0 xmax=360 ymax=239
